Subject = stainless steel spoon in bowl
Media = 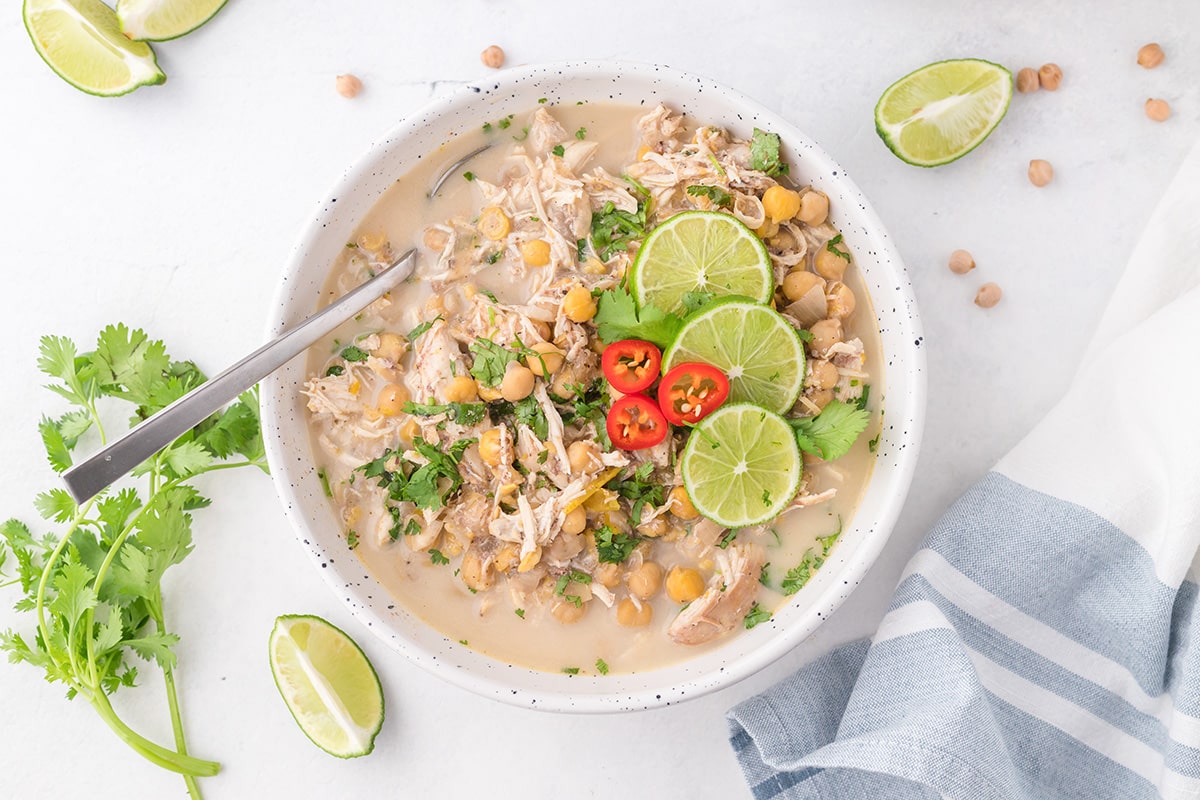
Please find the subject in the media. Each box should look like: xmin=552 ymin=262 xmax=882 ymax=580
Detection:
xmin=61 ymin=142 xmax=492 ymax=504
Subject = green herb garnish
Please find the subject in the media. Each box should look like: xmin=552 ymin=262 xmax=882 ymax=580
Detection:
xmin=686 ymin=184 xmax=733 ymax=208
xmin=743 ymin=602 xmax=771 ymax=629
xmin=340 ymin=344 xmax=369 ymax=362
xmin=781 ymin=518 xmax=842 ymax=595
xmin=594 ymin=524 xmax=640 ymax=564
xmin=749 ymin=127 xmax=789 ymax=176
xmin=789 ymin=400 xmax=870 ymax=461
xmin=592 ymin=286 xmax=684 ymax=350
xmin=826 ymin=233 xmax=851 ymax=261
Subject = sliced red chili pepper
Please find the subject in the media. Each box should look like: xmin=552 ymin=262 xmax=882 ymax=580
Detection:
xmin=601 ymin=339 xmax=662 ymax=395
xmin=657 ymin=362 xmax=730 ymax=425
xmin=606 ymin=394 xmax=669 ymax=451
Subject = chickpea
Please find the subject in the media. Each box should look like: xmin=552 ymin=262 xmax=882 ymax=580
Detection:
xmin=561 ymin=505 xmax=587 ymax=535
xmin=1028 ymin=159 xmax=1054 ymax=187
xmin=477 ymin=206 xmax=511 ymax=241
xmin=377 ymin=383 xmax=410 ymax=416
xmin=562 ymin=285 xmax=597 ymax=322
xmin=1016 ymin=67 xmax=1039 ymax=93
xmin=668 ymin=486 xmax=699 ymax=520
xmin=782 ymin=269 xmax=824 ymax=303
xmin=1038 ymin=63 xmax=1063 ymax=91
xmin=770 ymin=228 xmax=797 ymax=251
xmin=975 ymin=282 xmax=1003 ymax=308
xmin=762 ymin=185 xmax=801 ymax=223
xmin=595 ymin=562 xmax=621 ymax=588
xmin=520 ymin=239 xmax=552 ymax=267
xmin=493 ymin=544 xmax=519 ymax=573
xmin=808 ymin=360 xmax=839 ymax=390
xmin=567 ymin=440 xmax=599 ymax=473
xmin=476 ymin=381 xmax=504 ymax=402
xmin=460 ymin=550 xmax=493 ymax=593
xmin=1145 ymin=98 xmax=1171 ymax=122
xmin=550 ymin=369 xmax=578 ymax=398
xmin=423 ymin=227 xmax=449 ymax=251
xmin=335 ymin=74 xmax=362 ymax=98
xmin=525 ymin=341 xmax=564 ymax=376
xmin=808 ymin=387 xmax=835 ymax=410
xmin=443 ymin=374 xmax=478 ymax=403
xmin=480 ymin=45 xmax=505 ymax=69
xmin=615 ymin=598 xmax=652 ymax=627
xmin=814 ymin=244 xmax=849 ymax=281
xmin=551 ymin=598 xmax=587 ymax=624
xmin=797 ymin=191 xmax=829 ymax=226
xmin=373 ymin=332 xmax=407 ymax=363
xmin=399 ymin=416 xmax=419 ymax=445
xmin=627 ymin=561 xmax=663 ymax=600
xmin=501 ymin=363 xmax=535 ymax=402
xmin=948 ymin=249 xmax=976 ymax=275
xmin=478 ymin=428 xmax=504 ymax=466
xmin=1138 ymin=43 xmax=1165 ymax=69
xmin=809 ymin=318 xmax=843 ymax=355
xmin=666 ymin=567 xmax=706 ymax=603
xmin=826 ymin=282 xmax=856 ymax=319
xmin=637 ymin=516 xmax=669 ymax=538
xmin=754 ymin=220 xmax=780 ymax=240
xmin=358 ymin=231 xmax=386 ymax=251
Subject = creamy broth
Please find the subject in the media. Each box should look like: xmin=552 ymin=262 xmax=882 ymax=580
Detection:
xmin=303 ymin=103 xmax=882 ymax=675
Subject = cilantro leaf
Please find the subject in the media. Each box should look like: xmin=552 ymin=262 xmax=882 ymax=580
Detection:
xmin=593 ymin=286 xmax=684 ymax=350
xmin=594 ymin=524 xmax=640 ymax=564
xmin=789 ymin=400 xmax=870 ymax=461
xmin=469 ymin=338 xmax=520 ymax=387
xmin=340 ymin=345 xmax=369 ymax=362
xmin=408 ymin=315 xmax=443 ymax=342
xmin=749 ymin=128 xmax=789 ymax=176
xmin=38 ymin=416 xmax=72 ymax=473
xmin=514 ymin=395 xmax=549 ymax=440
xmin=590 ymin=187 xmax=648 ymax=260
xmin=91 ymin=323 xmax=171 ymax=407
xmin=595 ymin=657 xmax=609 ymax=675
xmin=33 ymin=489 xmax=76 ymax=523
xmin=610 ymin=463 xmax=664 ymax=526
xmin=743 ymin=602 xmax=771 ymax=629
xmin=402 ymin=400 xmax=487 ymax=426
xmin=826 ymin=233 xmax=851 ymax=261
xmin=685 ymin=184 xmax=733 ymax=208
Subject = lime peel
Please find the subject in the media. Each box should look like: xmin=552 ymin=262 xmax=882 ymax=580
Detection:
xmin=875 ymin=58 xmax=1013 ymax=168
xmin=117 ymin=0 xmax=229 ymax=42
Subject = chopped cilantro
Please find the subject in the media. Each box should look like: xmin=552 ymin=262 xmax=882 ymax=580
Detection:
xmin=346 ymin=529 xmax=359 ymax=550
xmin=429 ymin=549 xmax=450 ymax=566
xmin=686 ymin=184 xmax=733 ymax=208
xmin=749 ymin=128 xmax=789 ymax=176
xmin=407 ymin=315 xmax=443 ymax=342
xmin=575 ymin=127 xmax=587 ymax=140
xmin=716 ymin=529 xmax=738 ymax=549
xmin=781 ymin=518 xmax=842 ymax=595
xmin=759 ymin=563 xmax=771 ymax=586
xmin=514 ymin=395 xmax=549 ymax=440
xmin=595 ymin=658 xmax=609 ymax=675
xmin=744 ymin=602 xmax=771 ymax=629
xmin=868 ymin=433 xmax=880 ymax=453
xmin=538 ymin=97 xmax=548 ymax=104
xmin=513 ymin=125 xmax=530 ymax=142
xmin=482 ymin=121 xmax=493 ymax=133
xmin=324 ymin=365 xmax=345 ymax=377
xmin=402 ymin=400 xmax=487 ymax=426
xmin=592 ymin=286 xmax=684 ymax=350
xmin=826 ymin=233 xmax=851 ymax=261
xmin=405 ymin=518 xmax=421 ymax=537
xmin=357 ymin=437 xmax=474 ymax=513
xmin=485 ymin=250 xmax=503 ymax=265
xmin=468 ymin=338 xmax=521 ymax=386
xmin=856 ymin=384 xmax=871 ymax=412
xmin=552 ymin=144 xmax=565 ymax=157
xmin=515 ymin=608 xmax=526 ymax=619
xmin=317 ymin=467 xmax=332 ymax=497
xmin=562 ymin=667 xmax=580 ymax=675
xmin=789 ymin=400 xmax=870 ymax=461
xmin=595 ymin=523 xmax=640 ymax=564
xmin=340 ymin=344 xmax=369 ymax=362
xmin=590 ymin=181 xmax=649 ymax=259
xmin=797 ymin=328 xmax=814 ymax=344
xmin=611 ymin=462 xmax=665 ymax=525
xmin=497 ymin=115 xmax=513 ymax=130
xmin=463 ymin=171 xmax=475 ymax=182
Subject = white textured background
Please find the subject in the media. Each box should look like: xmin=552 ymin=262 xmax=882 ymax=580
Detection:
xmin=1 ymin=2 xmax=1198 ymax=798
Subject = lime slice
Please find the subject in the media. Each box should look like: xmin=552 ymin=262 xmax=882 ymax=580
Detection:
xmin=875 ymin=58 xmax=1013 ymax=167
xmin=268 ymin=615 xmax=384 ymax=759
xmin=630 ymin=211 xmax=773 ymax=314
xmin=681 ymin=403 xmax=802 ymax=528
xmin=663 ymin=297 xmax=806 ymax=414
xmin=23 ymin=0 xmax=165 ymax=97
xmin=117 ymin=0 xmax=228 ymax=42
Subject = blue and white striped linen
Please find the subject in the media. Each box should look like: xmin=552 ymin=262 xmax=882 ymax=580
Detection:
xmin=728 ymin=139 xmax=1200 ymax=800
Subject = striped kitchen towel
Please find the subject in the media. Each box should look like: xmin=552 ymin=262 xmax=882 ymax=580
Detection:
xmin=728 ymin=138 xmax=1200 ymax=800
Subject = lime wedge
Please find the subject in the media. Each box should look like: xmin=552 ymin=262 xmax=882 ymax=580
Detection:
xmin=117 ymin=0 xmax=228 ymax=42
xmin=663 ymin=297 xmax=806 ymax=414
xmin=23 ymin=0 xmax=165 ymax=97
xmin=681 ymin=403 xmax=802 ymax=528
xmin=630 ymin=211 xmax=773 ymax=314
xmin=875 ymin=59 xmax=1013 ymax=167
xmin=269 ymin=615 xmax=384 ymax=759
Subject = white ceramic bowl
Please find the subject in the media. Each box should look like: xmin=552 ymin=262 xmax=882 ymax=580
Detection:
xmin=262 ymin=60 xmax=925 ymax=713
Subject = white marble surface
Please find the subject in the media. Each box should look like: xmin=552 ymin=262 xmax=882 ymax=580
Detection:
xmin=1 ymin=2 xmax=1198 ymax=798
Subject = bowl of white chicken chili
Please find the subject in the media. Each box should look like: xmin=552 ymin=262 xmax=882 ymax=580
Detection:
xmin=262 ymin=61 xmax=925 ymax=712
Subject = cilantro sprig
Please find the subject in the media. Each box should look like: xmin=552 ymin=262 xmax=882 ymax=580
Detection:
xmin=789 ymin=400 xmax=870 ymax=461
xmin=749 ymin=128 xmax=790 ymax=177
xmin=592 ymin=286 xmax=684 ymax=351
xmin=0 ymin=326 xmax=267 ymax=797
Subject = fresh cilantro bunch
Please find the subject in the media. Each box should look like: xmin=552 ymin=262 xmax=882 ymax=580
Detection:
xmin=0 ymin=325 xmax=267 ymax=799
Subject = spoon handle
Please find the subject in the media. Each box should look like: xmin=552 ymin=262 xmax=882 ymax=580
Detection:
xmin=62 ymin=249 xmax=417 ymax=504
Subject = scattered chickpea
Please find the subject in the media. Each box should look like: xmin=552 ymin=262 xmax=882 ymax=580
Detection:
xmin=782 ymin=270 xmax=824 ymax=303
xmin=520 ymin=239 xmax=552 ymax=267
xmin=552 ymin=598 xmax=587 ymax=624
xmin=443 ymin=374 xmax=479 ymax=403
xmin=562 ymin=285 xmax=597 ymax=322
xmin=762 ymin=185 xmax=802 ymax=224
xmin=476 ymin=382 xmax=504 ymax=402
xmin=567 ymin=440 xmax=598 ymax=473
xmin=637 ymin=517 xmax=669 ymax=538
xmin=376 ymin=383 xmax=410 ymax=416
xmin=814 ymin=244 xmax=849 ymax=281
xmin=373 ymin=332 xmax=407 ymax=363
xmin=975 ymin=282 xmax=1003 ymax=308
xmin=797 ymin=190 xmax=829 ymax=226
xmin=808 ymin=360 xmax=839 ymax=391
xmin=809 ymin=318 xmax=843 ymax=355
xmin=477 ymin=206 xmax=511 ymax=241
xmin=500 ymin=363 xmax=535 ymax=402
xmin=1027 ymin=159 xmax=1054 ymax=187
xmin=460 ymin=551 xmax=493 ymax=592
xmin=948 ymin=249 xmax=976 ymax=275
xmin=1137 ymin=43 xmax=1165 ymax=69
xmin=1038 ymin=63 xmax=1063 ymax=91
xmin=525 ymin=341 xmax=564 ymax=376
xmin=627 ymin=562 xmax=663 ymax=600
xmin=808 ymin=388 xmax=835 ymax=410
xmin=666 ymin=567 xmax=706 ymax=603
xmin=595 ymin=562 xmax=621 ymax=588
xmin=335 ymin=74 xmax=362 ymax=98
xmin=1016 ymin=67 xmax=1040 ymax=93
xmin=668 ymin=486 xmax=699 ymax=520
xmin=1145 ymin=98 xmax=1171 ymax=122
xmin=615 ymin=598 xmax=652 ymax=627
xmin=480 ymin=45 xmax=505 ymax=69
xmin=423 ymin=227 xmax=449 ymax=251
xmin=478 ymin=428 xmax=504 ymax=466
xmin=561 ymin=506 xmax=587 ymax=536
xmin=398 ymin=416 xmax=420 ymax=445
xmin=826 ymin=281 xmax=856 ymax=319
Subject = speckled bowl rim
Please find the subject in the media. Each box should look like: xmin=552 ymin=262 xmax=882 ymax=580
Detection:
xmin=262 ymin=60 xmax=926 ymax=714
